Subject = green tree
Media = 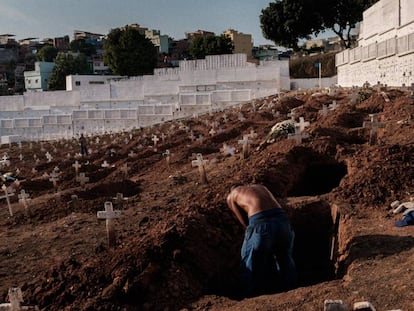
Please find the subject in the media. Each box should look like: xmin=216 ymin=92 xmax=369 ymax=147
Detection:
xmin=48 ymin=53 xmax=92 ymax=90
xmin=70 ymin=39 xmax=96 ymax=57
xmin=37 ymin=45 xmax=58 ymax=62
xmin=103 ymin=26 xmax=158 ymax=76
xmin=189 ymin=34 xmax=234 ymax=59
xmin=260 ymin=0 xmax=379 ymax=50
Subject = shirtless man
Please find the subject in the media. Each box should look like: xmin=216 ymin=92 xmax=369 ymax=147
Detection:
xmin=227 ymin=184 xmax=297 ymax=296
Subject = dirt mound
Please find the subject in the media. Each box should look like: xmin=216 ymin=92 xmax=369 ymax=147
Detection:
xmin=1 ymin=86 xmax=414 ymax=310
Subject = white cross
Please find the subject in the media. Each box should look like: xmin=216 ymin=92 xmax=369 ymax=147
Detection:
xmin=209 ymin=128 xmax=217 ymax=136
xmin=45 ymin=151 xmax=53 ymax=162
xmin=97 ymin=201 xmax=121 ymax=248
xmin=7 ymin=287 xmax=24 ymax=311
xmin=128 ymin=151 xmax=137 ymax=158
xmin=19 ymin=154 xmax=23 ymax=161
xmin=288 ymin=127 xmax=309 ymax=143
xmin=102 ymin=161 xmax=110 ymax=168
xmin=1 ymin=184 xmax=15 ymax=216
xmin=328 ymin=100 xmax=339 ymax=110
xmin=296 ymin=117 xmax=310 ymax=133
xmin=152 ymin=135 xmax=160 ymax=146
xmin=72 ymin=161 xmax=81 ymax=175
xmin=197 ymin=135 xmax=204 ymax=144
xmin=49 ymin=171 xmax=60 ymax=188
xmin=18 ymin=189 xmax=31 ymax=215
xmin=76 ymin=172 xmax=89 ymax=187
xmin=191 ymin=153 xmax=208 ymax=184
xmin=248 ymin=130 xmax=257 ymax=139
xmin=221 ymin=143 xmax=235 ymax=156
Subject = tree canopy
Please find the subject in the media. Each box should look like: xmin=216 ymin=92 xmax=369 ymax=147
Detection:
xmin=48 ymin=53 xmax=92 ymax=90
xmin=189 ymin=34 xmax=234 ymax=59
xmin=70 ymin=39 xmax=96 ymax=57
xmin=260 ymin=0 xmax=379 ymax=50
xmin=103 ymin=26 xmax=158 ymax=76
xmin=36 ymin=45 xmax=58 ymax=62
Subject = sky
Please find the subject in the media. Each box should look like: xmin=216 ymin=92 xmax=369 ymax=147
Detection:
xmin=0 ymin=0 xmax=280 ymax=46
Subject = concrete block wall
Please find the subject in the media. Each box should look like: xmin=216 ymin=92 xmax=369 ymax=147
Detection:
xmin=337 ymin=0 xmax=414 ymax=87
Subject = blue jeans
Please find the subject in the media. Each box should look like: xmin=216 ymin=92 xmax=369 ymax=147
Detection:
xmin=240 ymin=208 xmax=297 ymax=296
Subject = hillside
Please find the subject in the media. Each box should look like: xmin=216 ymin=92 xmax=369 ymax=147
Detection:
xmin=0 ymin=86 xmax=413 ymax=310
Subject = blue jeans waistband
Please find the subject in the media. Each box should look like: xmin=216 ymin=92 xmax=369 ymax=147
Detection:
xmin=248 ymin=208 xmax=286 ymax=225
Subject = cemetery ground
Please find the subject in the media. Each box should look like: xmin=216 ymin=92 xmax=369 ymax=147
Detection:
xmin=0 ymin=86 xmax=414 ymax=311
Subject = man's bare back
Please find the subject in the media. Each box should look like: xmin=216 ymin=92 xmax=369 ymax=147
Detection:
xmin=227 ymin=184 xmax=282 ymax=228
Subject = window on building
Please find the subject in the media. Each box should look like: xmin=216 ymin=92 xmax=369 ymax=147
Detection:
xmin=75 ymin=81 xmax=81 ymax=86
xmin=35 ymin=79 xmax=38 ymax=83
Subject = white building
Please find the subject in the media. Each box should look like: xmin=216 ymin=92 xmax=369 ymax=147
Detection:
xmin=336 ymin=0 xmax=414 ymax=87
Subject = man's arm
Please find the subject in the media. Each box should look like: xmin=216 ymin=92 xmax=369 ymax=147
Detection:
xmin=227 ymin=191 xmax=248 ymax=228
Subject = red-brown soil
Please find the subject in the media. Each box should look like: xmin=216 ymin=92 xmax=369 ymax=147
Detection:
xmin=1 ymin=87 xmax=414 ymax=311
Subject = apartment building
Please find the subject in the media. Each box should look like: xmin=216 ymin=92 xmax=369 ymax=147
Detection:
xmin=223 ymin=29 xmax=253 ymax=58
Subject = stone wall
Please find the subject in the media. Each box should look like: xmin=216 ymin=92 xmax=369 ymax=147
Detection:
xmin=336 ymin=0 xmax=414 ymax=87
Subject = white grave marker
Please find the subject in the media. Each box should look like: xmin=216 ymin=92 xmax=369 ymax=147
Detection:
xmin=191 ymin=153 xmax=208 ymax=184
xmin=72 ymin=161 xmax=81 ymax=175
xmin=1 ymin=184 xmax=15 ymax=216
xmin=76 ymin=172 xmax=89 ymax=188
xmin=97 ymin=201 xmax=121 ymax=248
xmin=49 ymin=171 xmax=60 ymax=190
xmin=101 ymin=161 xmax=110 ymax=168
xmin=163 ymin=149 xmax=171 ymax=165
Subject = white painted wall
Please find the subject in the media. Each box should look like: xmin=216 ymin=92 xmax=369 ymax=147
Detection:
xmin=0 ymin=53 xmax=289 ymax=142
xmin=337 ymin=0 xmax=414 ymax=87
xmin=291 ymin=76 xmax=338 ymax=90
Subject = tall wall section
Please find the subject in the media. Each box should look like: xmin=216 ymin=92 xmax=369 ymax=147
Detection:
xmin=336 ymin=0 xmax=414 ymax=87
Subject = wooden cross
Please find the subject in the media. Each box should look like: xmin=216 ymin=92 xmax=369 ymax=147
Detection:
xmin=120 ymin=163 xmax=129 ymax=178
xmin=97 ymin=202 xmax=121 ymax=248
xmin=363 ymin=114 xmax=385 ymax=145
xmin=191 ymin=153 xmax=208 ymax=184
xmin=1 ymin=184 xmax=15 ymax=216
xmin=238 ymin=135 xmax=253 ymax=159
xmin=18 ymin=189 xmax=31 ymax=216
xmin=112 ymin=192 xmax=127 ymax=209
xmin=76 ymin=172 xmax=89 ymax=188
xmin=163 ymin=149 xmax=171 ymax=165
xmin=70 ymin=194 xmax=79 ymax=209
xmin=160 ymin=133 xmax=167 ymax=143
xmin=72 ymin=161 xmax=81 ymax=175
